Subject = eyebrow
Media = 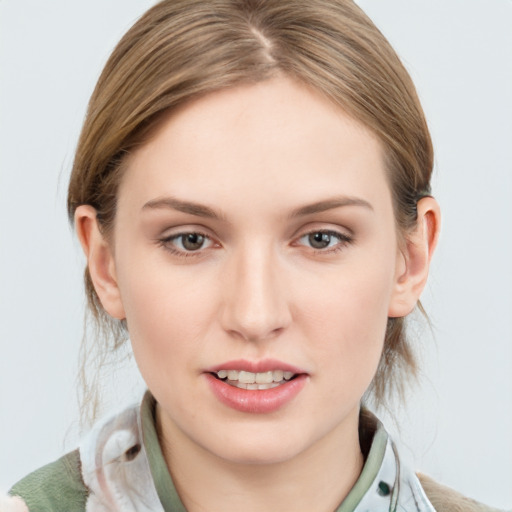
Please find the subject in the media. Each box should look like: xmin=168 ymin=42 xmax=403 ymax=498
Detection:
xmin=142 ymin=197 xmax=224 ymax=219
xmin=142 ymin=195 xmax=373 ymax=219
xmin=289 ymin=196 xmax=374 ymax=217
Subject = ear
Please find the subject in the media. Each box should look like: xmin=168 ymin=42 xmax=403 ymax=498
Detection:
xmin=388 ymin=197 xmax=441 ymax=318
xmin=75 ymin=205 xmax=126 ymax=320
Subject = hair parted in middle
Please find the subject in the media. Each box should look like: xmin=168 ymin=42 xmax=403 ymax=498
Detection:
xmin=68 ymin=0 xmax=434 ymax=419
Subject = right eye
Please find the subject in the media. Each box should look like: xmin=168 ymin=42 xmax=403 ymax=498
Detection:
xmin=160 ymin=231 xmax=215 ymax=256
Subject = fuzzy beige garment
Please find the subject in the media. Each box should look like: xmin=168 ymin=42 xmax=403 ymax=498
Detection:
xmin=0 ymin=493 xmax=28 ymax=512
xmin=418 ymin=473 xmax=507 ymax=512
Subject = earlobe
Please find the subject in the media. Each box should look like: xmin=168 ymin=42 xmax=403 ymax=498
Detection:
xmin=75 ymin=205 xmax=126 ymax=320
xmin=388 ymin=197 xmax=441 ymax=318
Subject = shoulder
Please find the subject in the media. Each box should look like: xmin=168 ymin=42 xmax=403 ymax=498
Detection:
xmin=8 ymin=450 xmax=88 ymax=512
xmin=418 ymin=473 xmax=508 ymax=512
xmin=6 ymin=397 xmax=153 ymax=512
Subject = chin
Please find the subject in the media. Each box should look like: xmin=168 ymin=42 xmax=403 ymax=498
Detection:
xmin=217 ymin=441 xmax=306 ymax=466
xmin=200 ymin=423 xmax=319 ymax=466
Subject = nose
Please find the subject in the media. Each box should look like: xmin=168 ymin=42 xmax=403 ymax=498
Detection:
xmin=220 ymin=243 xmax=292 ymax=342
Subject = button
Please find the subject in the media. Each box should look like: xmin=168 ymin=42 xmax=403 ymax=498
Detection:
xmin=123 ymin=443 xmax=141 ymax=461
xmin=377 ymin=481 xmax=391 ymax=497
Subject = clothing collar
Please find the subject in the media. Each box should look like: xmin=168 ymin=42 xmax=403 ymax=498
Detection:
xmin=141 ymin=393 xmax=186 ymax=512
xmin=79 ymin=391 xmax=435 ymax=511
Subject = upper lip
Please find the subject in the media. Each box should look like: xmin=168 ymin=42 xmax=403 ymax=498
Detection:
xmin=205 ymin=358 xmax=307 ymax=375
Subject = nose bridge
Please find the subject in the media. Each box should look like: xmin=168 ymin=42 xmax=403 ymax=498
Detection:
xmin=221 ymin=240 xmax=290 ymax=341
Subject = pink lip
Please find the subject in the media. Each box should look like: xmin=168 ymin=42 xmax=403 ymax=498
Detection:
xmin=205 ymin=358 xmax=306 ymax=374
xmin=204 ymin=359 xmax=309 ymax=414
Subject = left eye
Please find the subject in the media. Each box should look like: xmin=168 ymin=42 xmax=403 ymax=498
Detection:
xmin=168 ymin=232 xmax=213 ymax=251
xmin=298 ymin=231 xmax=348 ymax=250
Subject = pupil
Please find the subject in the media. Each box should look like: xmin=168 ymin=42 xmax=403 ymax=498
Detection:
xmin=182 ymin=233 xmax=204 ymax=251
xmin=309 ymin=232 xmax=330 ymax=249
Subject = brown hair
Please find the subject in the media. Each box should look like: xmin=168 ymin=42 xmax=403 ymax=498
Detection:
xmin=417 ymin=474 xmax=502 ymax=512
xmin=68 ymin=0 xmax=433 ymax=421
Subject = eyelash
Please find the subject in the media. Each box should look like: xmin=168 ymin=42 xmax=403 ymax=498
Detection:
xmin=296 ymin=230 xmax=353 ymax=254
xmin=158 ymin=231 xmax=214 ymax=258
xmin=158 ymin=229 xmax=353 ymax=258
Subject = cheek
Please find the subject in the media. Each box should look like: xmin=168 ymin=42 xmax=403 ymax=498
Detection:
xmin=297 ymin=262 xmax=394 ymax=385
xmin=114 ymin=254 xmax=218 ymax=375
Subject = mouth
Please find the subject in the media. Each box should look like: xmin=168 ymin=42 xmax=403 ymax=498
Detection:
xmin=211 ymin=369 xmax=297 ymax=390
xmin=205 ymin=359 xmax=308 ymax=413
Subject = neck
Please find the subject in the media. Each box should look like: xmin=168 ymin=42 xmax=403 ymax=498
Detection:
xmin=157 ymin=406 xmax=364 ymax=512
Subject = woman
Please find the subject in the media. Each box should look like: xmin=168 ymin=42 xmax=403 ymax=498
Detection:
xmin=4 ymin=1 xmax=508 ymax=511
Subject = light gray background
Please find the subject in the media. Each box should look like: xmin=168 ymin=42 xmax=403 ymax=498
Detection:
xmin=1 ymin=0 xmax=511 ymax=508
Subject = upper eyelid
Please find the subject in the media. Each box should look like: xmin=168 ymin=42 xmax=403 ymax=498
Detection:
xmin=159 ymin=225 xmax=217 ymax=241
xmin=289 ymin=216 xmax=355 ymax=235
xmin=293 ymin=225 xmax=353 ymax=240
xmin=295 ymin=230 xmax=352 ymax=245
xmin=299 ymin=227 xmax=350 ymax=236
xmin=162 ymin=230 xmax=210 ymax=240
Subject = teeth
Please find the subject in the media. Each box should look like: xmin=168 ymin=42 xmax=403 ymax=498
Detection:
xmin=256 ymin=371 xmax=273 ymax=384
xmin=273 ymin=370 xmax=283 ymax=381
xmin=233 ymin=381 xmax=281 ymax=390
xmin=238 ymin=371 xmax=255 ymax=384
xmin=215 ymin=369 xmax=297 ymax=387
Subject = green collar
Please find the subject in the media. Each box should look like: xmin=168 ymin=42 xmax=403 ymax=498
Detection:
xmin=335 ymin=419 xmax=388 ymax=511
xmin=141 ymin=393 xmax=187 ymax=512
xmin=140 ymin=392 xmax=388 ymax=512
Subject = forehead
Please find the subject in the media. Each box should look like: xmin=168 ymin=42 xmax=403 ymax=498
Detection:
xmin=119 ymin=76 xmax=391 ymax=218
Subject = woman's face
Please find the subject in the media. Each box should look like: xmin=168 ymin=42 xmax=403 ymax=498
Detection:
xmin=109 ymin=76 xmax=407 ymax=464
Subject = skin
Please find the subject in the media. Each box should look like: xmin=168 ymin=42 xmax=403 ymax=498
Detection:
xmin=77 ymin=76 xmax=440 ymax=512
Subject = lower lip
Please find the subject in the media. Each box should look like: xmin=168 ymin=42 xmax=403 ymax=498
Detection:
xmin=205 ymin=373 xmax=308 ymax=414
